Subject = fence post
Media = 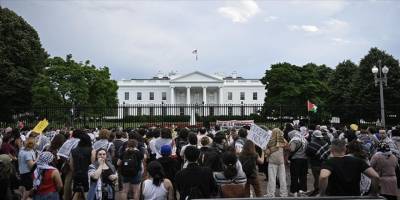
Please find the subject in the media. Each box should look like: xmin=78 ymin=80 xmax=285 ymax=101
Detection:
xmin=280 ymin=104 xmax=283 ymax=128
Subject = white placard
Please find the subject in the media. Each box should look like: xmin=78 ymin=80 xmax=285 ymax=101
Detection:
xmin=247 ymin=124 xmax=271 ymax=150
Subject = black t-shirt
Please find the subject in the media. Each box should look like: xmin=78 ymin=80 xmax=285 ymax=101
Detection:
xmin=321 ymin=156 xmax=369 ymax=196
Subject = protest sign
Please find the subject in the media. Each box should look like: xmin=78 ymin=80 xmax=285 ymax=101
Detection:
xmin=216 ymin=120 xmax=254 ymax=129
xmin=247 ymin=124 xmax=271 ymax=150
xmin=32 ymin=119 xmax=49 ymax=134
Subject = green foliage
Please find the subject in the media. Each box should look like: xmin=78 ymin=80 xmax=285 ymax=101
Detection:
xmin=353 ymin=47 xmax=400 ymax=121
xmin=32 ymin=54 xmax=119 ymax=112
xmin=0 ymin=7 xmax=48 ymax=121
xmin=261 ymin=62 xmax=331 ymax=116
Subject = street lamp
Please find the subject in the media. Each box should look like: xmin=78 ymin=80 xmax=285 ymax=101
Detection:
xmin=371 ymin=60 xmax=389 ymax=128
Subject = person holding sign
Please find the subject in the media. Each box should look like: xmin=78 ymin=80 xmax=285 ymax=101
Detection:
xmin=239 ymin=140 xmax=264 ymax=197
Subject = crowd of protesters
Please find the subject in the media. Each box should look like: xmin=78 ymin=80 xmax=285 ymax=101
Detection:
xmin=0 ymin=122 xmax=399 ymax=200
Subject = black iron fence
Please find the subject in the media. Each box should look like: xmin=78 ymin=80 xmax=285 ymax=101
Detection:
xmin=1 ymin=104 xmax=399 ymax=129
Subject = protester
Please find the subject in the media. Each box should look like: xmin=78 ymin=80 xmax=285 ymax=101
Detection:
xmin=305 ymin=130 xmax=330 ymax=196
xmin=370 ymin=142 xmax=398 ymax=200
xmin=346 ymin=140 xmax=371 ymax=195
xmin=18 ymin=137 xmax=37 ymax=200
xmin=265 ymin=128 xmax=288 ymax=197
xmin=32 ymin=151 xmax=63 ymax=200
xmin=175 ymin=146 xmax=217 ymax=199
xmin=239 ymin=140 xmax=263 ymax=197
xmin=288 ymin=128 xmax=308 ymax=196
xmin=88 ymin=148 xmax=118 ymax=200
xmin=93 ymin=129 xmax=115 ymax=161
xmin=141 ymin=161 xmax=174 ymax=200
xmin=117 ymin=139 xmax=144 ymax=200
xmin=70 ymin=134 xmax=93 ymax=200
xmin=213 ymin=151 xmax=247 ymax=198
xmin=154 ymin=128 xmax=174 ymax=159
xmin=319 ymin=139 xmax=380 ymax=196
xmin=156 ymin=144 xmax=179 ymax=191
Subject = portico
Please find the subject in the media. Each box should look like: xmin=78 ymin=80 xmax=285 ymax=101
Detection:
xmin=169 ymin=71 xmax=224 ymax=105
xmin=169 ymin=86 xmax=222 ymax=105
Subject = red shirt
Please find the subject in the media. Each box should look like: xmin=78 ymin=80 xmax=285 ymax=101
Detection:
xmin=36 ymin=169 xmax=57 ymax=194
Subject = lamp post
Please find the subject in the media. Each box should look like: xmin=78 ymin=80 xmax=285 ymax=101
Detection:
xmin=371 ymin=60 xmax=389 ymax=128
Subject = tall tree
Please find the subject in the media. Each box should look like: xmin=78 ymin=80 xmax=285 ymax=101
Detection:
xmin=261 ymin=62 xmax=331 ymax=119
xmin=32 ymin=54 xmax=118 ymax=109
xmin=354 ymin=47 xmax=400 ymax=122
xmin=327 ymin=60 xmax=358 ymax=122
xmin=0 ymin=7 xmax=48 ymax=121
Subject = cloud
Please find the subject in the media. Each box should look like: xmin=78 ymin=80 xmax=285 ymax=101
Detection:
xmin=264 ymin=15 xmax=278 ymax=22
xmin=289 ymin=0 xmax=348 ymax=16
xmin=218 ymin=0 xmax=260 ymax=23
xmin=331 ymin=37 xmax=351 ymax=44
xmin=288 ymin=25 xmax=319 ymax=32
xmin=323 ymin=19 xmax=349 ymax=35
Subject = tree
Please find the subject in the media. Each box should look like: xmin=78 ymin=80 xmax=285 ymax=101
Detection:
xmin=261 ymin=62 xmax=331 ymax=120
xmin=0 ymin=7 xmax=48 ymax=121
xmin=32 ymin=54 xmax=118 ymax=109
xmin=353 ymin=47 xmax=400 ymax=122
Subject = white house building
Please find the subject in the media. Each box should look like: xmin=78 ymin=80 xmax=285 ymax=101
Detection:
xmin=117 ymin=71 xmax=266 ymax=116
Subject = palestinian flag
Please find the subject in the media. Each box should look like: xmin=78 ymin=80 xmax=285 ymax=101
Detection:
xmin=307 ymin=100 xmax=317 ymax=113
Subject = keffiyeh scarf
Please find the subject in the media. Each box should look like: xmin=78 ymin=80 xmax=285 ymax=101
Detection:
xmin=33 ymin=151 xmax=56 ymax=191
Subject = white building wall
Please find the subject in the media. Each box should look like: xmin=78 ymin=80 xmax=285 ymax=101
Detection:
xmin=116 ymin=72 xmax=266 ymax=117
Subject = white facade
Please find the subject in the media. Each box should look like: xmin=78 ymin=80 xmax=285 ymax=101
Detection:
xmin=117 ymin=71 xmax=266 ymax=116
xmin=118 ymin=71 xmax=265 ymax=105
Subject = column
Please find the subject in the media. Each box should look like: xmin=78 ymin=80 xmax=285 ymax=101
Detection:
xmin=186 ymin=86 xmax=191 ymax=104
xmin=202 ymin=86 xmax=207 ymax=104
xmin=170 ymin=86 xmax=175 ymax=104
xmin=218 ymin=86 xmax=223 ymax=116
xmin=219 ymin=86 xmax=223 ymax=104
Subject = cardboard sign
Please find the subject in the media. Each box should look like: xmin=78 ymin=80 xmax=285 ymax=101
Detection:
xmin=32 ymin=119 xmax=49 ymax=134
xmin=247 ymin=124 xmax=271 ymax=150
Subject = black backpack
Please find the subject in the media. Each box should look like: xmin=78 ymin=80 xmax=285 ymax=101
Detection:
xmin=121 ymin=150 xmax=140 ymax=177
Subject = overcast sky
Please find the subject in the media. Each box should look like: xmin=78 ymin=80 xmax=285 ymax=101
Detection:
xmin=2 ymin=0 xmax=400 ymax=80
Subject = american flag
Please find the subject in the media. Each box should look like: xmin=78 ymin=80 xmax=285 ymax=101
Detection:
xmin=192 ymin=49 xmax=198 ymax=61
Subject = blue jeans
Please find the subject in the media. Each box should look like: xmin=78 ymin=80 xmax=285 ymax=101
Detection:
xmin=33 ymin=192 xmax=60 ymax=200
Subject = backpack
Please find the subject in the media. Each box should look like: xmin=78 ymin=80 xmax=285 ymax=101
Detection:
xmin=121 ymin=150 xmax=140 ymax=177
xmin=240 ymin=156 xmax=256 ymax=178
xmin=199 ymin=148 xmax=223 ymax=172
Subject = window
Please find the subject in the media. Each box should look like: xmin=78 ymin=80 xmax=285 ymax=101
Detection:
xmin=162 ymin=92 xmax=167 ymax=100
xmin=228 ymin=92 xmax=232 ymax=101
xmin=179 ymin=107 xmax=185 ymax=116
xmin=240 ymin=92 xmax=245 ymax=100
xmin=149 ymin=92 xmax=154 ymax=100
xmin=137 ymin=92 xmax=142 ymax=100
xmin=137 ymin=107 xmax=142 ymax=116
xmin=253 ymin=92 xmax=257 ymax=100
xmin=124 ymin=92 xmax=129 ymax=100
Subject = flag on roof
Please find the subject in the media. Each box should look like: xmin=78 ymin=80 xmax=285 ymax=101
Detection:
xmin=192 ymin=49 xmax=198 ymax=61
xmin=307 ymin=100 xmax=317 ymax=113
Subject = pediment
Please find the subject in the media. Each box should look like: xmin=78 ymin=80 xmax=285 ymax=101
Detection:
xmin=170 ymin=71 xmax=223 ymax=83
